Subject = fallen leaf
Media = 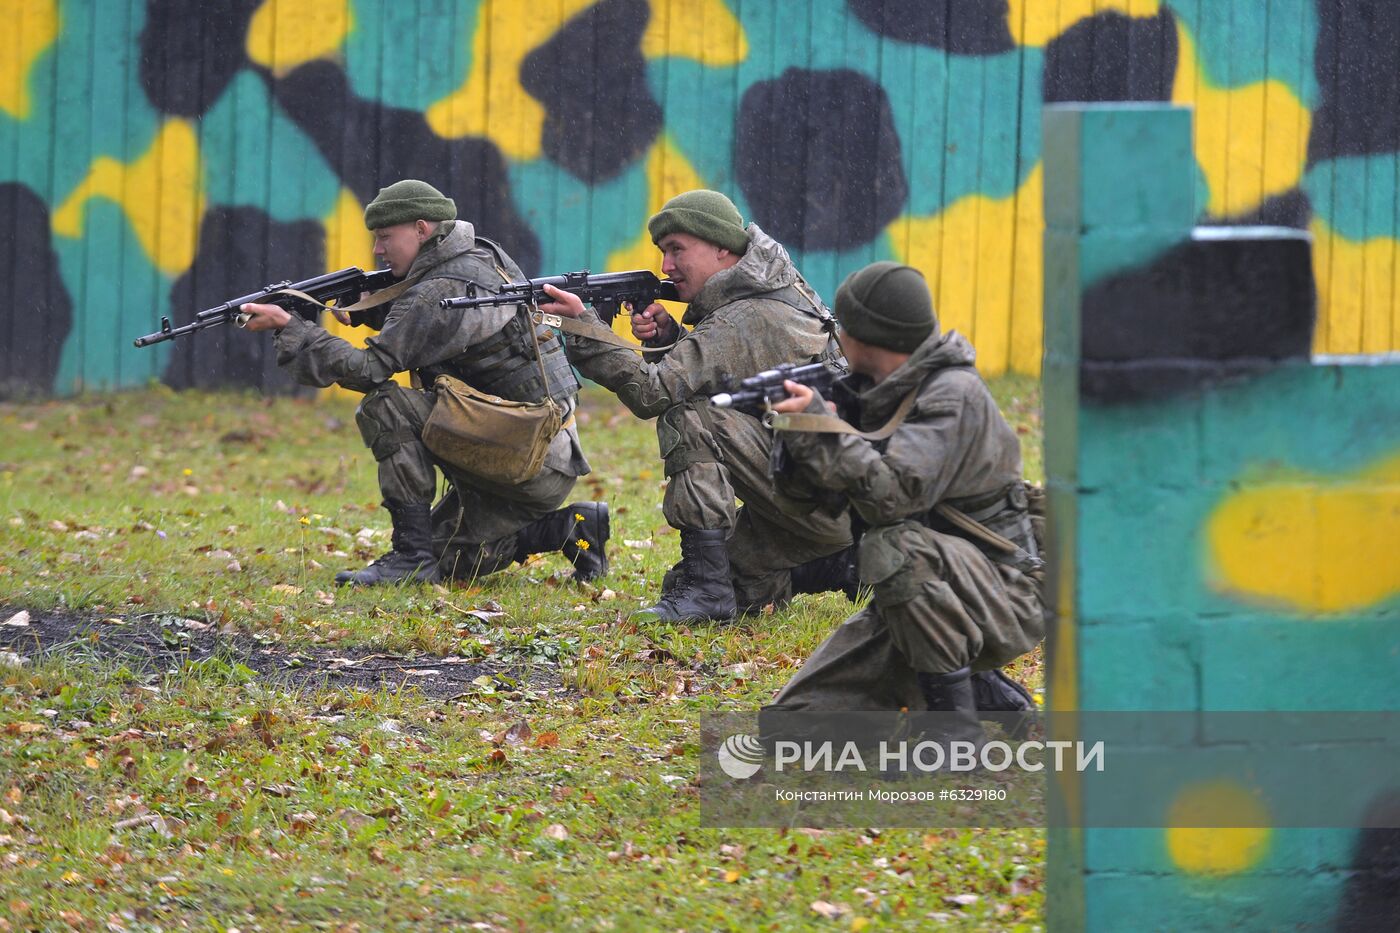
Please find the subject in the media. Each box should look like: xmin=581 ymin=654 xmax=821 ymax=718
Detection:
xmin=944 ymin=894 xmax=979 ymax=907
xmin=811 ymin=900 xmax=849 ymax=920
xmin=493 ymin=720 xmax=531 ymax=746
xmin=2 ymin=611 xmax=29 ymax=628
xmin=271 ymin=584 xmax=302 ymax=595
xmin=543 ymin=823 xmax=569 ymax=841
xmin=533 ymin=732 xmax=559 ymax=749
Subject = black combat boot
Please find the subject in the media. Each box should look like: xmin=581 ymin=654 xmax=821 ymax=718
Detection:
xmin=918 ymin=666 xmax=988 ymax=749
xmin=790 ymin=545 xmax=860 ymax=602
xmin=635 ymin=528 xmax=736 ymax=623
xmin=971 ymin=668 xmax=1037 ymax=740
xmin=335 ymin=500 xmax=440 ymax=586
xmin=513 ymin=502 xmax=611 ymax=582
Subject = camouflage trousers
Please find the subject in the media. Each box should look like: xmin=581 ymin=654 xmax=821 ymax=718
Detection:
xmin=765 ymin=520 xmax=1045 ymax=712
xmin=355 ymin=383 xmax=576 ymax=577
xmin=657 ymin=401 xmax=851 ymax=608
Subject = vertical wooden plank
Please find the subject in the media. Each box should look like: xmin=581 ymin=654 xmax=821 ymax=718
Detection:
xmin=1008 ymin=0 xmax=1044 ymax=375
xmin=1330 ymin=0 xmax=1363 ymax=353
xmin=1304 ymin=0 xmax=1327 ymax=350
xmin=1361 ymin=4 xmax=1397 ymax=354
xmin=57 ymin=0 xmax=94 ymax=394
xmin=975 ymin=45 xmax=1020 ymax=375
xmin=938 ymin=0 xmax=986 ymax=348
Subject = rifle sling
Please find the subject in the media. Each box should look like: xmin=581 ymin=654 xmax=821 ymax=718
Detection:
xmin=765 ymin=391 xmax=1018 ymax=556
xmin=267 ymin=270 xmax=427 ymax=317
xmin=763 ymin=389 xmax=919 ymax=442
xmin=532 ymin=311 xmax=683 ymax=354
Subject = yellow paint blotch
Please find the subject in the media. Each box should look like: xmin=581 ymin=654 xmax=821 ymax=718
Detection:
xmin=0 ymin=0 xmax=59 ymax=118
xmin=1007 ymin=0 xmax=1159 ymax=48
xmin=1309 ymin=217 xmax=1400 ymax=355
xmin=642 ymin=0 xmax=747 ymax=65
xmin=890 ymin=164 xmax=1044 ymax=377
xmin=1165 ymin=781 xmax=1272 ymax=874
xmin=1171 ymin=21 xmax=1311 ymax=217
xmin=53 ymin=120 xmax=204 ymax=276
xmin=246 ymin=0 xmax=353 ymax=75
xmin=320 ymin=189 xmax=409 ymax=398
xmin=426 ymin=0 xmax=597 ymax=159
xmin=1207 ymin=453 xmax=1400 ymax=614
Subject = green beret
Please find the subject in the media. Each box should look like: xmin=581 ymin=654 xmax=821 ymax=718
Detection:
xmin=833 ymin=262 xmax=937 ymax=353
xmin=363 ymin=179 xmax=457 ymax=230
xmin=647 ymin=189 xmax=749 ymax=255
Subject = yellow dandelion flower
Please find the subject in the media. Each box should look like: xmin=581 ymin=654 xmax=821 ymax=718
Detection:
xmin=576 ymin=539 xmax=590 ymax=550
xmin=298 ymin=516 xmax=311 ymax=526
xmin=574 ymin=513 xmax=585 ymax=522
xmin=182 ymin=468 xmax=193 ymax=476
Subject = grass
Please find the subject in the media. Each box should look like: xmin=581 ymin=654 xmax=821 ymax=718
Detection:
xmin=0 ymin=379 xmax=1045 ymax=931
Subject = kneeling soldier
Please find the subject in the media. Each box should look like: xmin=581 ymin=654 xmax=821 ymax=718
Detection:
xmin=239 ymin=180 xmax=608 ymax=586
xmin=762 ymin=262 xmax=1044 ymax=734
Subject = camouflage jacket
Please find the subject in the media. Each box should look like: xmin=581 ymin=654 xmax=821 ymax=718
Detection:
xmin=273 ymin=220 xmax=588 ymax=476
xmin=561 ymin=224 xmax=836 ymax=418
xmin=778 ymin=331 xmax=1026 ymax=533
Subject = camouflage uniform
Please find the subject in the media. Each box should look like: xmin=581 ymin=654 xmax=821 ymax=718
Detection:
xmin=273 ymin=219 xmax=590 ymax=578
xmin=764 ymin=331 xmax=1045 ymax=712
xmin=561 ymin=224 xmax=851 ymax=609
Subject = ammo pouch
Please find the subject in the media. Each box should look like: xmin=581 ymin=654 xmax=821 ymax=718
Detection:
xmin=422 ymin=374 xmax=562 ymax=485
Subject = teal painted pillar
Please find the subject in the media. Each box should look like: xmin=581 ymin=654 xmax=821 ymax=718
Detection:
xmin=1043 ymin=104 xmax=1400 ymax=930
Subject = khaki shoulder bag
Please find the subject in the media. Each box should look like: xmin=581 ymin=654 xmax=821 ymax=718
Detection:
xmin=421 ymin=256 xmax=565 ymax=485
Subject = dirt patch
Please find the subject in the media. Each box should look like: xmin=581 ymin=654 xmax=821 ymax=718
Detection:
xmin=0 ymin=605 xmax=563 ymax=701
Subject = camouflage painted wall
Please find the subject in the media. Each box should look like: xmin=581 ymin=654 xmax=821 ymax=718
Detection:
xmin=1044 ymin=104 xmax=1400 ymax=930
xmin=2 ymin=0 xmax=1398 ymax=396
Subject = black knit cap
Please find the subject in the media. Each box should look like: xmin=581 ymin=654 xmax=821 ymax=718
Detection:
xmin=833 ymin=262 xmax=937 ymax=353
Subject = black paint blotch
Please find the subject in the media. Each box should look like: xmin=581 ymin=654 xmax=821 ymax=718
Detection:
xmin=1043 ymin=9 xmax=1177 ymax=103
xmin=0 ymin=183 xmax=72 ymax=398
xmin=1205 ymin=189 xmax=1313 ymax=230
xmin=736 ymin=68 xmax=908 ymax=251
xmin=1079 ymin=231 xmax=1315 ymax=402
xmin=1310 ymin=0 xmax=1400 ymax=163
xmin=520 ymin=0 xmax=662 ymax=184
xmin=162 ymin=207 xmax=324 ymax=392
xmin=139 ymin=0 xmax=262 ymax=118
xmin=1335 ymin=791 xmax=1400 ymax=932
xmin=269 ymin=61 xmax=541 ymax=273
xmin=848 ymin=0 xmax=1015 ymax=55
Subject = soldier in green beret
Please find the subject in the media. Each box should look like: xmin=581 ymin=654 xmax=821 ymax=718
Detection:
xmin=239 ymin=179 xmax=609 ymax=587
xmin=760 ymin=261 xmax=1043 ymax=729
xmin=538 ymin=189 xmax=852 ymax=623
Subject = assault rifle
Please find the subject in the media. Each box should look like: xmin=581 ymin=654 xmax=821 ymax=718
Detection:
xmin=439 ymin=269 xmax=678 ymax=325
xmin=709 ymin=361 xmax=845 ymax=416
xmin=133 ymin=266 xmax=398 ymax=347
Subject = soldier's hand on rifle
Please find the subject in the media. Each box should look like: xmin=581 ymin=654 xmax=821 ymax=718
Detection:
xmin=537 ymin=283 xmax=587 ymax=319
xmin=770 ymin=379 xmax=836 ymax=415
xmin=630 ymin=302 xmax=677 ymax=343
xmin=238 ymin=302 xmax=292 ymax=332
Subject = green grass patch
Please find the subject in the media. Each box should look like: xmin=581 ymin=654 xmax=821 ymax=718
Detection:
xmin=0 ymin=383 xmax=1044 ymax=930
